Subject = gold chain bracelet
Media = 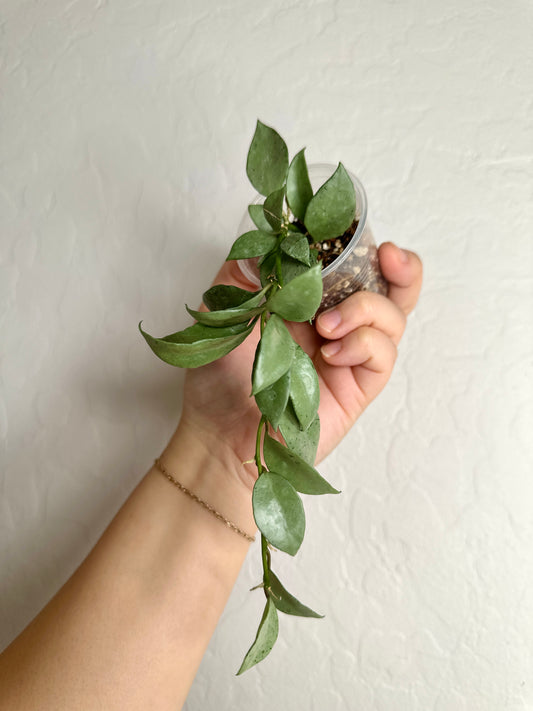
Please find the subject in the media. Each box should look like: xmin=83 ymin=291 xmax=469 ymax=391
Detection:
xmin=154 ymin=458 xmax=255 ymax=543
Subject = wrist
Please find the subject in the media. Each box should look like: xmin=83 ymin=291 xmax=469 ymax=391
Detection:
xmin=160 ymin=419 xmax=257 ymax=540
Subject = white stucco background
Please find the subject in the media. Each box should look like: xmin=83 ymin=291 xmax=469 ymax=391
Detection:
xmin=1 ymin=1 xmax=532 ymax=708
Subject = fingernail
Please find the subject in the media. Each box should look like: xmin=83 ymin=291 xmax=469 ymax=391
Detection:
xmin=321 ymin=341 xmax=341 ymax=358
xmin=398 ymin=247 xmax=409 ymax=264
xmin=318 ymin=308 xmax=341 ymax=333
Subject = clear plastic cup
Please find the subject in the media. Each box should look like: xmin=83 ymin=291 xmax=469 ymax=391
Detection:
xmin=237 ymin=163 xmax=388 ymax=313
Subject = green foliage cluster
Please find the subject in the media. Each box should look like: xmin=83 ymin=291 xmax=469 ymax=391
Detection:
xmin=140 ymin=121 xmax=357 ymax=673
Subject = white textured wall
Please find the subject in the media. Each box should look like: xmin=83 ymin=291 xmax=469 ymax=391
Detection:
xmin=1 ymin=1 xmax=532 ymax=709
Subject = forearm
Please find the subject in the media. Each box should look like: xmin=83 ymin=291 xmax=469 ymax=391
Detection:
xmin=0 ymin=424 xmax=255 ymax=711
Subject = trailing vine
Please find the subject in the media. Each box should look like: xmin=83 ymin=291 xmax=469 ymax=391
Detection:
xmin=140 ymin=120 xmax=359 ymax=673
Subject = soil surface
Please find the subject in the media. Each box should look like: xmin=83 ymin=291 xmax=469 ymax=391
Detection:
xmin=308 ymin=218 xmax=359 ymax=269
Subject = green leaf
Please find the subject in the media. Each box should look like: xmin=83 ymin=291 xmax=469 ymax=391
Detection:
xmin=263 ymin=434 xmax=339 ymax=495
xmin=206 ymin=284 xmax=269 ymax=311
xmin=248 ymin=204 xmax=275 ymax=234
xmin=188 ymin=285 xmax=270 ymax=326
xmin=278 ymin=253 xmax=310 ymax=283
xmin=287 ymin=148 xmax=313 ymax=221
xmin=259 ymin=252 xmax=277 ymax=287
xmin=279 ymin=402 xmax=320 ymax=465
xmin=263 ymin=187 xmax=285 ymax=231
xmin=304 ymin=162 xmax=356 ymax=241
xmin=269 ymin=571 xmax=323 ymax=618
xmin=259 ymin=252 xmax=309 ymax=287
xmin=280 ymin=232 xmax=311 ymax=266
xmin=252 ymin=314 xmax=295 ymax=395
xmin=266 ymin=265 xmax=323 ymax=322
xmin=246 ymin=120 xmax=289 ymax=196
xmin=186 ymin=304 xmax=264 ymax=327
xmin=227 ymin=230 xmax=278 ymax=260
xmin=139 ymin=320 xmax=254 ymax=368
xmin=203 ymin=284 xmax=260 ymax=311
xmin=254 ymin=370 xmax=291 ymax=431
xmin=252 ymin=472 xmax=305 ymax=555
xmin=289 ymin=346 xmax=320 ymax=430
xmin=237 ymin=597 xmax=279 ymax=675
xmin=288 ymin=221 xmax=305 ymax=233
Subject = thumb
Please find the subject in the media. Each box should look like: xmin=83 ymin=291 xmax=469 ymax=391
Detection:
xmin=378 ymin=242 xmax=423 ymax=316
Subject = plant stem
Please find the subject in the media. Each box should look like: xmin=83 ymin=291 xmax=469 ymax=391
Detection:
xmin=254 ymin=414 xmax=271 ymax=594
xmin=254 ymin=416 xmax=266 ymax=476
xmin=275 ymin=251 xmax=284 ymax=287
xmin=261 ymin=534 xmax=271 ymax=593
xmin=254 ymin=298 xmax=282 ymax=598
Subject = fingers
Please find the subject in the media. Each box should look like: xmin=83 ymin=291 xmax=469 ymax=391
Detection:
xmin=314 ymin=244 xmax=420 ymax=406
xmin=321 ymin=326 xmax=397 ymax=374
xmin=316 ymin=324 xmax=397 ymax=410
xmin=378 ymin=242 xmax=423 ymax=316
xmin=316 ymin=290 xmax=407 ymax=347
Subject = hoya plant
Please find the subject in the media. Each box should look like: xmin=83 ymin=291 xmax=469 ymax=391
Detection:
xmin=140 ymin=120 xmax=358 ymax=673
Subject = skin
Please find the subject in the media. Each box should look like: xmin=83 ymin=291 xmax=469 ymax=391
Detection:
xmin=180 ymin=242 xmax=422 ymax=479
xmin=0 ymin=242 xmax=422 ymax=710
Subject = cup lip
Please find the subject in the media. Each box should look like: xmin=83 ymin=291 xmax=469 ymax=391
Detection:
xmin=237 ymin=162 xmax=368 ymax=283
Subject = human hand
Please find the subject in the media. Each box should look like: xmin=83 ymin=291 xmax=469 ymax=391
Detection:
xmin=307 ymin=241 xmax=422 ymax=461
xmin=175 ymin=242 xmax=422 ymax=490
